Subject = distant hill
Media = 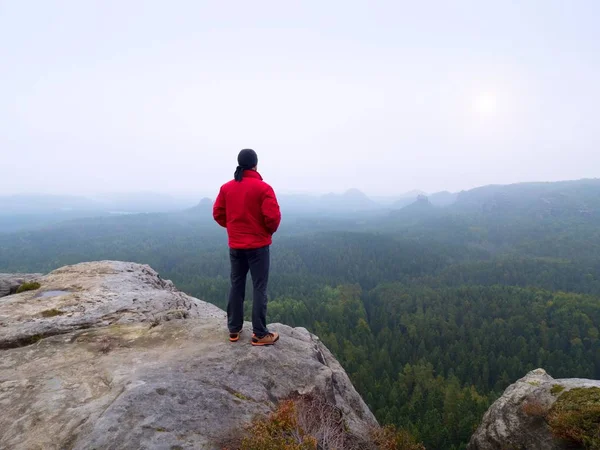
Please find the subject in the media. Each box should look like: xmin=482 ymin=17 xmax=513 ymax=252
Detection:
xmin=392 ymin=190 xmax=458 ymax=209
xmin=0 ymin=194 xmax=102 ymax=215
xmin=0 ymin=193 xmax=200 ymax=233
xmin=185 ymin=198 xmax=213 ymax=214
xmin=279 ymin=189 xmax=382 ymax=215
xmin=372 ymin=190 xmax=427 ymax=206
xmin=389 ymin=179 xmax=600 ymax=215
xmin=389 ymin=195 xmax=438 ymax=221
xmin=454 ymin=178 xmax=600 ymax=217
xmin=182 ymin=198 xmax=217 ymax=223
xmin=0 ymin=193 xmax=199 ymax=216
xmin=429 ymin=191 xmax=458 ymax=207
xmin=402 ymin=195 xmax=434 ymax=212
xmin=91 ymin=192 xmax=197 ymax=213
xmin=277 ymin=194 xmax=320 ymax=213
xmin=321 ymin=189 xmax=380 ymax=212
xmin=0 ymin=195 xmax=110 ymax=233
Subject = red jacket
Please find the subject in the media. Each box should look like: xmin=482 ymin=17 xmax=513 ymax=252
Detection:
xmin=213 ymin=170 xmax=281 ymax=249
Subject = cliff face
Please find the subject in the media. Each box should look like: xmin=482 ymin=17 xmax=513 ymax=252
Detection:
xmin=468 ymin=368 xmax=600 ymax=450
xmin=0 ymin=261 xmax=377 ymax=450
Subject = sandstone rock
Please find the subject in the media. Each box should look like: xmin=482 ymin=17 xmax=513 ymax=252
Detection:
xmin=0 ymin=261 xmax=222 ymax=349
xmin=468 ymin=368 xmax=600 ymax=449
xmin=0 ymin=273 xmax=42 ymax=298
xmin=0 ymin=261 xmax=377 ymax=449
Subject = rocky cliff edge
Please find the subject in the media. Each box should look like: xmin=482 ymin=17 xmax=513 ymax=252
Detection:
xmin=0 ymin=261 xmax=377 ymax=449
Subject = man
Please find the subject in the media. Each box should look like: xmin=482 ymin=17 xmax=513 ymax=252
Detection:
xmin=213 ymin=149 xmax=282 ymax=346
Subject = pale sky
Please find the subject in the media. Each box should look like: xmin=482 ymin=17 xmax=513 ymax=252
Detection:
xmin=1 ymin=0 xmax=599 ymax=197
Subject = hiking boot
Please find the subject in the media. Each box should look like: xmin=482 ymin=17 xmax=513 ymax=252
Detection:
xmin=229 ymin=330 xmax=242 ymax=342
xmin=251 ymin=332 xmax=279 ymax=346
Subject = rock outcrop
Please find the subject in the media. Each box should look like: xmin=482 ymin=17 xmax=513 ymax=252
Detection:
xmin=0 ymin=261 xmax=220 ymax=349
xmin=0 ymin=273 xmax=41 ymax=298
xmin=468 ymin=368 xmax=600 ymax=449
xmin=0 ymin=261 xmax=377 ymax=450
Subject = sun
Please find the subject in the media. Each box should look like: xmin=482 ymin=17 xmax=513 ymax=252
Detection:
xmin=473 ymin=92 xmax=497 ymax=116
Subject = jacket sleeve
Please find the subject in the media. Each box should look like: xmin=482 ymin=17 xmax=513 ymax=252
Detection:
xmin=261 ymin=185 xmax=281 ymax=234
xmin=213 ymin=188 xmax=227 ymax=228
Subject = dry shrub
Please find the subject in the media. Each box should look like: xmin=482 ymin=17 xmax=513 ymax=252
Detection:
xmin=238 ymin=398 xmax=318 ymax=450
xmin=369 ymin=425 xmax=425 ymax=450
xmin=522 ymin=399 xmax=548 ymax=418
xmin=223 ymin=394 xmax=423 ymax=450
xmin=294 ymin=394 xmax=348 ymax=448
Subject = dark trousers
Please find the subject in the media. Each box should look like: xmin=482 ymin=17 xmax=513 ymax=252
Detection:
xmin=227 ymin=246 xmax=270 ymax=337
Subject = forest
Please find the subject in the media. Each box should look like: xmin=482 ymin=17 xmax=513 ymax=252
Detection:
xmin=1 ymin=179 xmax=599 ymax=449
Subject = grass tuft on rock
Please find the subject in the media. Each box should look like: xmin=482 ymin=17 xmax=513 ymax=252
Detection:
xmin=547 ymin=387 xmax=600 ymax=449
xmin=16 ymin=282 xmax=41 ymax=293
xmin=40 ymin=309 xmax=64 ymax=318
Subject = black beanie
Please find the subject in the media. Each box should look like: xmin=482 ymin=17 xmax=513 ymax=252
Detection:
xmin=234 ymin=149 xmax=258 ymax=181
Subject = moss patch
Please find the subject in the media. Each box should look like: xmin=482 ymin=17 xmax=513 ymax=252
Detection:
xmin=16 ymin=282 xmax=41 ymax=293
xmin=40 ymin=309 xmax=65 ymax=318
xmin=551 ymin=384 xmax=566 ymax=395
xmin=234 ymin=392 xmax=251 ymax=401
xmin=547 ymin=387 xmax=600 ymax=449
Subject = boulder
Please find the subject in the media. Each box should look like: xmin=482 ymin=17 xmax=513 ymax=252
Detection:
xmin=0 ymin=273 xmax=41 ymax=298
xmin=0 ymin=261 xmax=377 ymax=449
xmin=468 ymin=368 xmax=600 ymax=449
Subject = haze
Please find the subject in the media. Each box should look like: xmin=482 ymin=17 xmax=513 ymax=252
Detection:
xmin=1 ymin=1 xmax=599 ymax=197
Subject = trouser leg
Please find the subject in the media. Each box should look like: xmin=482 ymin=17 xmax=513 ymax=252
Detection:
xmin=227 ymin=248 xmax=249 ymax=333
xmin=248 ymin=246 xmax=270 ymax=337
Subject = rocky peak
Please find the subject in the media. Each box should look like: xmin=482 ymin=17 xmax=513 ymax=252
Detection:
xmin=0 ymin=261 xmax=377 ymax=449
xmin=185 ymin=197 xmax=214 ymax=214
xmin=468 ymin=368 xmax=600 ymax=449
